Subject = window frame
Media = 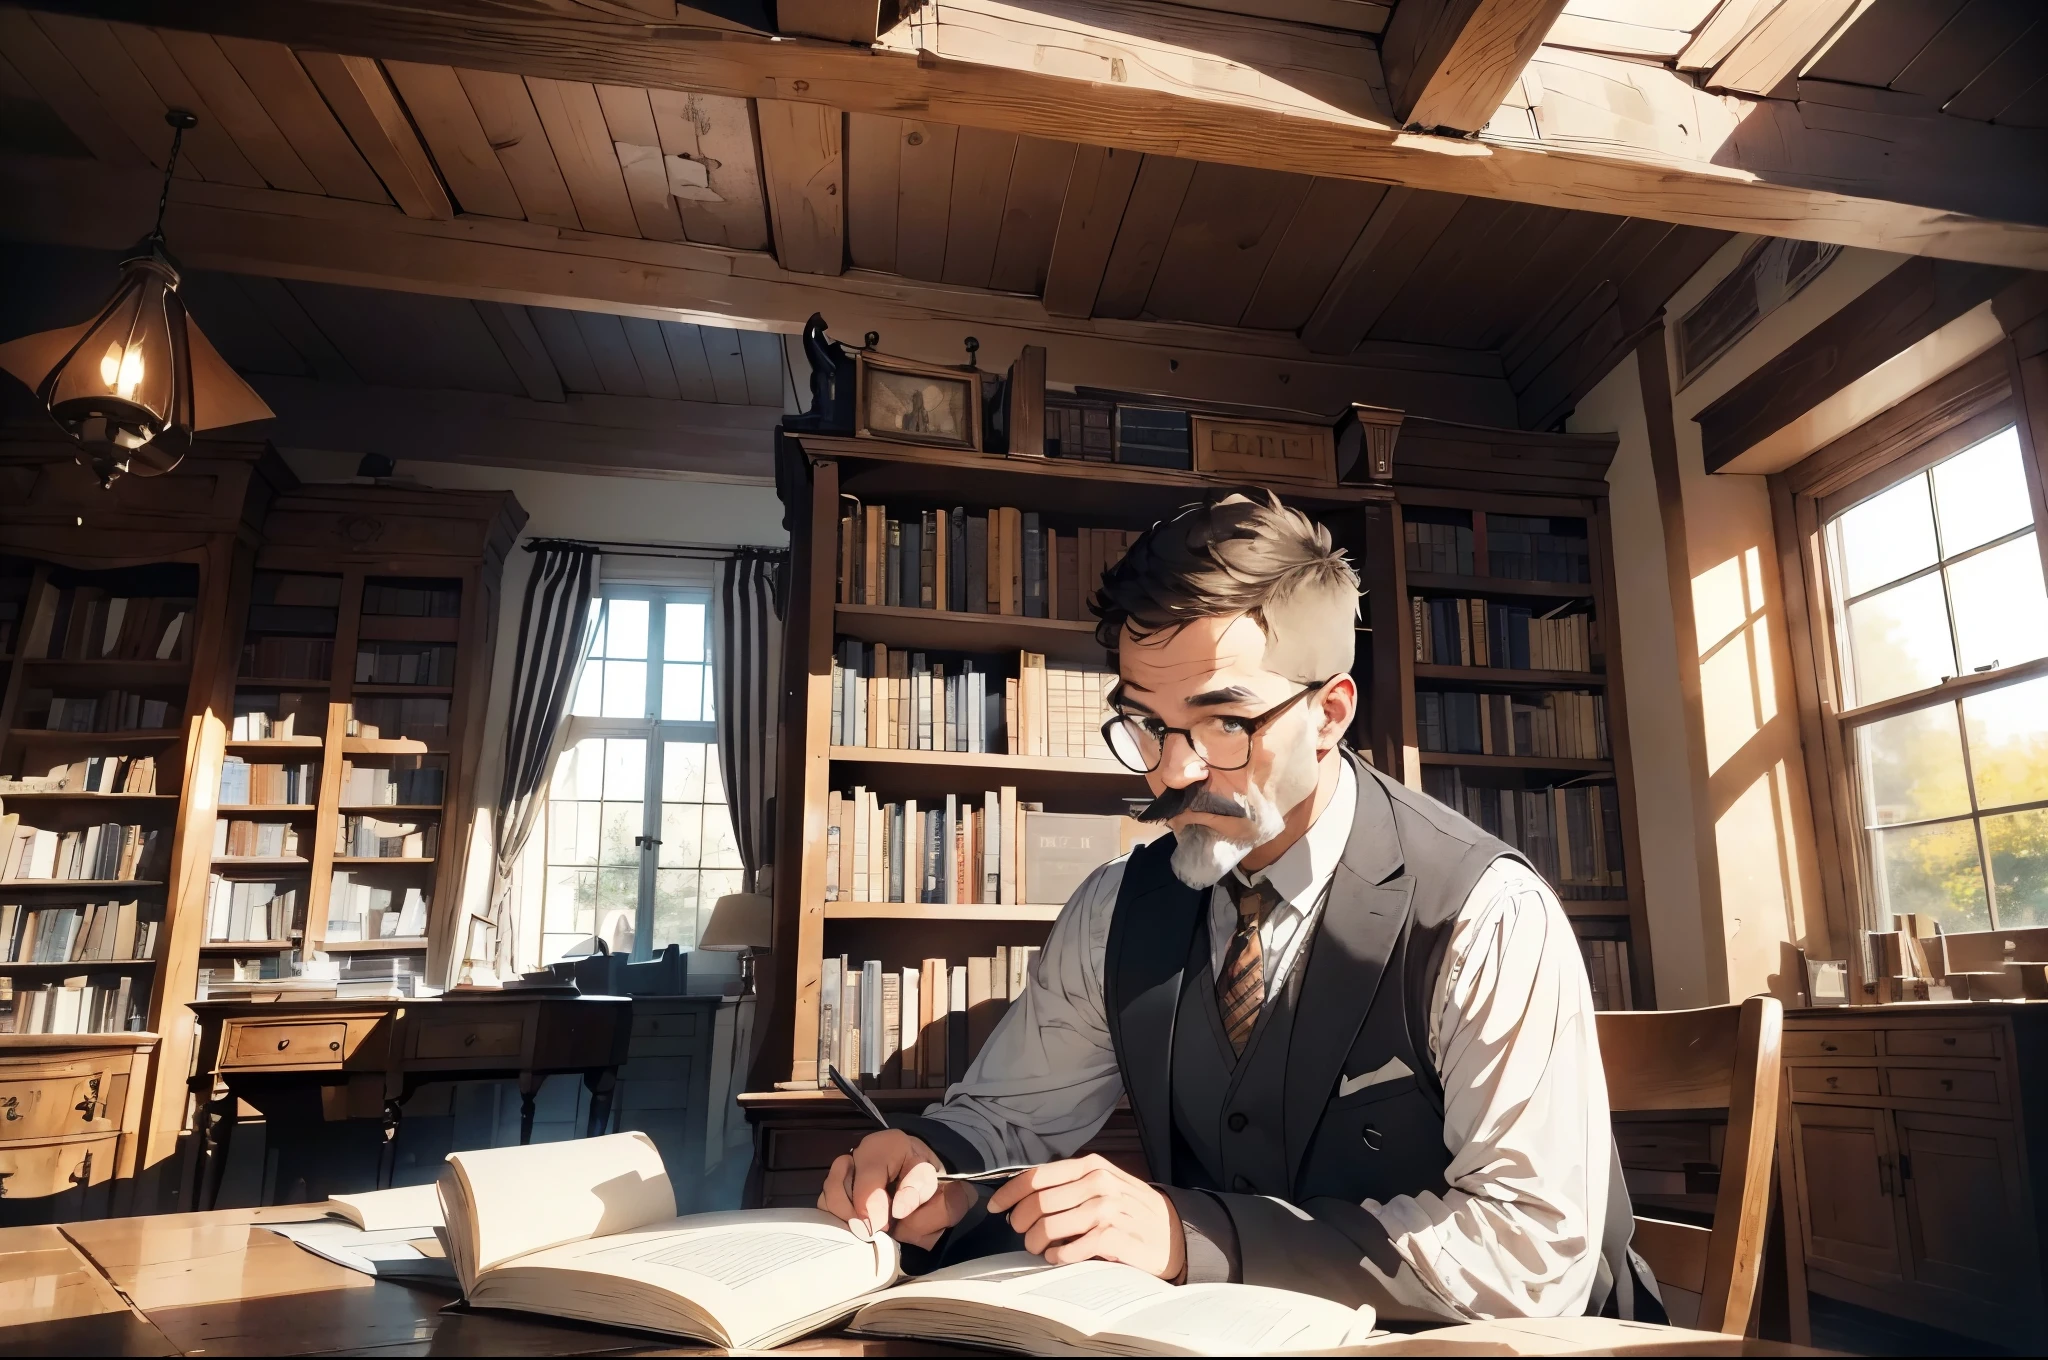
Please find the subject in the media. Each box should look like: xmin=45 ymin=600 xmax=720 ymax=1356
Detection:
xmin=1774 ymin=349 xmax=2048 ymax=983
xmin=548 ymin=584 xmax=723 ymax=961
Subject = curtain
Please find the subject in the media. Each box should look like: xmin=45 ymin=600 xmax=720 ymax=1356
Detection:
xmin=712 ymin=549 xmax=787 ymax=896
xmin=486 ymin=541 xmax=600 ymax=974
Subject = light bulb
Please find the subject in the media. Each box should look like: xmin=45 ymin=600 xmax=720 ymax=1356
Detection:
xmin=98 ymin=341 xmax=146 ymax=399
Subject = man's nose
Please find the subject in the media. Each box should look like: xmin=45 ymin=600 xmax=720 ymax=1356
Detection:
xmin=1158 ymin=731 xmax=1208 ymax=789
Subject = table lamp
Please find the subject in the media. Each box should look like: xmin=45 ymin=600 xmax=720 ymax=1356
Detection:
xmin=699 ymin=892 xmax=772 ymax=993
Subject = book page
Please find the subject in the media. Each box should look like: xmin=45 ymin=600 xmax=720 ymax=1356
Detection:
xmin=329 ymin=1183 xmax=444 ymax=1232
xmin=473 ymin=1209 xmax=896 ymax=1348
xmin=441 ymin=1131 xmax=674 ymax=1284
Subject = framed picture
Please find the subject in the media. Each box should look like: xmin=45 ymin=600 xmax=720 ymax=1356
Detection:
xmin=855 ymin=351 xmax=982 ymax=451
xmin=1190 ymin=415 xmax=1336 ymax=486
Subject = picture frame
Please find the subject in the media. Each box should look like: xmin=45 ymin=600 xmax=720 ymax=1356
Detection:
xmin=855 ymin=351 xmax=983 ymax=451
xmin=1190 ymin=414 xmax=1337 ymax=486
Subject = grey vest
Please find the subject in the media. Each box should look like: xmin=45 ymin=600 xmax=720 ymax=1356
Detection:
xmin=1106 ymin=753 xmax=1658 ymax=1320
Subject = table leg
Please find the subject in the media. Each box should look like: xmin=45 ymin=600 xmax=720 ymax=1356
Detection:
xmin=518 ymin=1072 xmax=544 ymax=1145
xmin=583 ymin=1069 xmax=617 ymax=1138
xmin=378 ymin=1098 xmax=405 ymax=1190
xmin=198 ymin=1094 xmax=237 ymax=1212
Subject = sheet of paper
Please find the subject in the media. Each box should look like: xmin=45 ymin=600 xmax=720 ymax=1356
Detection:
xmin=330 ymin=1182 xmax=444 ymax=1231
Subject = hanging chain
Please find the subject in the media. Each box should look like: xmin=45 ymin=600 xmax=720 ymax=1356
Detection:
xmin=150 ymin=112 xmax=196 ymax=244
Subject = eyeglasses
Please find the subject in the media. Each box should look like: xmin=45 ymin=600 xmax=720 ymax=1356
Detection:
xmin=1101 ymin=678 xmax=1335 ymax=774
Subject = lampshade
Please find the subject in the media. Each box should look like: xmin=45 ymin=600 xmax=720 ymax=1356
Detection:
xmin=699 ymin=892 xmax=772 ymax=951
xmin=0 ymin=109 xmax=272 ymax=487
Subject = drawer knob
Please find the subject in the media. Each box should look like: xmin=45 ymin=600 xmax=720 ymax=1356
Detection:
xmin=277 ymin=1039 xmax=291 ymax=1050
xmin=1821 ymin=1041 xmax=1838 ymax=1051
xmin=1941 ymin=1079 xmax=1953 ymax=1091
xmin=1943 ymin=1036 xmax=1957 ymax=1046
xmin=464 ymin=1033 xmax=478 ymax=1047
xmin=329 ymin=1041 xmax=341 ymax=1052
xmin=1 ymin=1096 xmax=19 ymax=1122
xmin=1825 ymin=1075 xmax=1839 ymax=1087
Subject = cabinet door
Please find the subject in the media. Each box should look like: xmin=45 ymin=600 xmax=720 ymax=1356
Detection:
xmin=1894 ymin=1111 xmax=2034 ymax=1301
xmin=1791 ymin=1103 xmax=1907 ymax=1285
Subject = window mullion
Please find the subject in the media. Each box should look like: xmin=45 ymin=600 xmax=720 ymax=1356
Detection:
xmin=634 ymin=592 xmax=668 ymax=958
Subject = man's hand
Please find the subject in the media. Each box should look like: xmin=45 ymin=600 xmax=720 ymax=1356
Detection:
xmin=817 ymin=1129 xmax=976 ymax=1249
xmin=987 ymin=1155 xmax=1186 ymax=1280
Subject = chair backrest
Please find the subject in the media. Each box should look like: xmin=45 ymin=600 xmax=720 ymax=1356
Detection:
xmin=1598 ymin=996 xmax=1783 ymax=1335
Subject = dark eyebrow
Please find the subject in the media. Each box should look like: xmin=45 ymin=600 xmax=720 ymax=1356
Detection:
xmin=1186 ymin=685 xmax=1263 ymax=708
xmin=1107 ymin=681 xmax=1156 ymax=716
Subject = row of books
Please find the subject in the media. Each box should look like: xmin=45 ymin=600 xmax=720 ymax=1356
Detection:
xmin=356 ymin=643 xmax=456 ymax=686
xmin=17 ymin=588 xmax=191 ymax=661
xmin=1417 ymin=689 xmax=1609 ymax=761
xmin=832 ymin=646 xmax=1116 ymax=762
xmin=219 ymin=758 xmax=316 ymax=806
xmin=338 ymin=815 xmax=438 ymax=859
xmin=1404 ymin=520 xmax=1476 ymax=577
xmin=204 ymin=876 xmax=302 ymax=944
xmin=0 ymin=974 xmax=142 ymax=1034
xmin=819 ymin=949 xmax=1040 ymax=1090
xmin=1403 ymin=517 xmax=1592 ymax=583
xmin=347 ymin=695 xmax=450 ymax=743
xmin=837 ymin=501 xmax=1140 ymax=623
xmin=35 ymin=691 xmax=180 ymax=733
xmin=0 ymin=755 xmax=159 ymax=795
xmin=214 ymin=819 xmax=300 ymax=860
xmin=327 ymin=873 xmax=430 ymax=941
xmin=232 ymin=691 xmax=319 ymax=740
xmin=364 ymin=579 xmax=461 ymax=617
xmin=1411 ymin=596 xmax=1593 ymax=672
xmin=826 ymin=787 xmax=1148 ymax=907
xmin=1421 ymin=768 xmax=1627 ymax=897
xmin=1 ymin=819 xmax=158 ymax=883
xmin=0 ymin=900 xmax=158 ymax=963
xmin=241 ymin=637 xmax=335 ymax=680
xmin=1580 ymin=938 xmax=1635 ymax=1011
xmin=340 ymin=758 xmax=445 ymax=806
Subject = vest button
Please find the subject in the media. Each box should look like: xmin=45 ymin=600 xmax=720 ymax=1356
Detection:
xmin=1231 ymin=1175 xmax=1252 ymax=1192
xmin=1227 ymin=1112 xmax=1248 ymax=1133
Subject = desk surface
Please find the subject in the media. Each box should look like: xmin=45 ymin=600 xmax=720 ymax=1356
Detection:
xmin=1 ymin=1208 xmax=1833 ymax=1357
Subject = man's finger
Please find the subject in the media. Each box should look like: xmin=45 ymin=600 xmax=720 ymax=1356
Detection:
xmin=890 ymin=1158 xmax=940 ymax=1221
xmin=817 ymin=1153 xmax=857 ymax=1221
xmin=1042 ymin=1223 xmax=1119 ymax=1266
xmin=848 ymin=1141 xmax=903 ymax=1235
xmin=1023 ymin=1202 xmax=1109 ymax=1256
xmin=987 ymin=1157 xmax=1093 ymax=1213
xmin=1005 ymin=1168 xmax=1115 ymax=1228
xmin=895 ymin=1179 xmax=973 ymax=1246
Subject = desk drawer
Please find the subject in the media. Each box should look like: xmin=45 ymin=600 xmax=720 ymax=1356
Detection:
xmin=1885 ymin=1065 xmax=2005 ymax=1111
xmin=0 ymin=1068 xmax=129 ymax=1142
xmin=413 ymin=1017 xmax=526 ymax=1061
xmin=1786 ymin=1030 xmax=1876 ymax=1059
xmin=632 ymin=1009 xmax=699 ymax=1041
xmin=1884 ymin=1027 xmax=1999 ymax=1059
xmin=225 ymin=1021 xmax=350 ymax=1067
xmin=0 ymin=1133 xmax=118 ymax=1199
xmin=1789 ymin=1066 xmax=1881 ymax=1097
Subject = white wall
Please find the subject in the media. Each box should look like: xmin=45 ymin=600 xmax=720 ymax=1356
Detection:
xmin=279 ymin=449 xmax=787 ymax=973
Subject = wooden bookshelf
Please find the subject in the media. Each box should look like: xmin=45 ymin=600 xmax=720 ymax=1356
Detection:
xmin=761 ymin=432 xmax=1385 ymax=1098
xmin=0 ymin=436 xmax=292 ymax=1202
xmin=1386 ymin=436 xmax=1654 ymax=1007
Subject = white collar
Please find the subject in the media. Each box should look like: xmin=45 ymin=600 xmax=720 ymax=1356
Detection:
xmin=1233 ymin=756 xmax=1356 ymax=915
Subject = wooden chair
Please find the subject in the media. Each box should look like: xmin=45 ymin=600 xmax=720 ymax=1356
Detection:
xmin=1598 ymin=996 xmax=1784 ymax=1335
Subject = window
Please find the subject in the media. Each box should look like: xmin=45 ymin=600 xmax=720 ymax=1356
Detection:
xmin=1820 ymin=425 xmax=2048 ymax=931
xmin=538 ymin=589 xmax=743 ymax=962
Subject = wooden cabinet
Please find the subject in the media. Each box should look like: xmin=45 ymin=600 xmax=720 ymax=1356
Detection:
xmin=0 ymin=1033 xmax=156 ymax=1223
xmin=1783 ymin=1006 xmax=2048 ymax=1348
xmin=607 ymin=994 xmax=752 ymax=1212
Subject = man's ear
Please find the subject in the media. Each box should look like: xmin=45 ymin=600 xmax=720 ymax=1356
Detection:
xmin=1316 ymin=674 xmax=1357 ymax=749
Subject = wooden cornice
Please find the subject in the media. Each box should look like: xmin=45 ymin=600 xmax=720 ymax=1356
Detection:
xmin=18 ymin=0 xmax=2048 ymax=269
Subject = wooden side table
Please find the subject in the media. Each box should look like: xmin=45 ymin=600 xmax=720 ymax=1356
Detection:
xmin=186 ymin=995 xmax=631 ymax=1207
xmin=0 ymin=1033 xmax=157 ymax=1223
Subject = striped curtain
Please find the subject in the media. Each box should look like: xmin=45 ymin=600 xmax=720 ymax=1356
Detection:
xmin=487 ymin=541 xmax=600 ymax=973
xmin=713 ymin=549 xmax=788 ymax=895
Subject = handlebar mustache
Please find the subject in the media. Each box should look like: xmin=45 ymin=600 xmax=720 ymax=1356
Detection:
xmin=1134 ymin=783 xmax=1250 ymax=823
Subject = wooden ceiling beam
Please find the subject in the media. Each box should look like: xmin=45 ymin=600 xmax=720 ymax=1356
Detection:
xmin=1380 ymin=0 xmax=1571 ymax=134
xmin=475 ymin=300 xmax=566 ymax=402
xmin=756 ymin=97 xmax=846 ymax=276
xmin=0 ymin=149 xmax=1519 ymax=423
xmin=1699 ymin=0 xmax=1860 ymax=96
xmin=297 ymin=51 xmax=455 ymax=220
xmin=15 ymin=0 xmax=2045 ymax=268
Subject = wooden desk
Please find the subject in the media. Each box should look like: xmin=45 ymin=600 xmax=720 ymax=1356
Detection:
xmin=188 ymin=995 xmax=631 ymax=1207
xmin=0 ymin=1033 xmax=157 ymax=1224
xmin=0 ymin=1207 xmax=1833 ymax=1356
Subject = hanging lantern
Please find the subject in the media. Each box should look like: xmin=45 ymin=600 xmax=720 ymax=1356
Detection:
xmin=0 ymin=109 xmax=272 ymax=487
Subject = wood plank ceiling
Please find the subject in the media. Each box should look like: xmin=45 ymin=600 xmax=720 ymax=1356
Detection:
xmin=3 ymin=2 xmax=2020 ymax=442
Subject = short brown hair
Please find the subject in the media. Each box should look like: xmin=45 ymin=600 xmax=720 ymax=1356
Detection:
xmin=1091 ymin=488 xmax=1360 ymax=680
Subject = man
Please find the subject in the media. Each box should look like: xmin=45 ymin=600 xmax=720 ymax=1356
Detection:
xmin=818 ymin=489 xmax=1657 ymax=1322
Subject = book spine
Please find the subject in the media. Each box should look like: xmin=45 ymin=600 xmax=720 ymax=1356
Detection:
xmin=1022 ymin=512 xmax=1044 ymax=618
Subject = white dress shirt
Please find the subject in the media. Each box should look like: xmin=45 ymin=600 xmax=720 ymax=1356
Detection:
xmin=920 ymin=759 xmax=1612 ymax=1320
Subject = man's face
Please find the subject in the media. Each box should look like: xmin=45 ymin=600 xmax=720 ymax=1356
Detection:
xmin=1114 ymin=614 xmax=1345 ymax=888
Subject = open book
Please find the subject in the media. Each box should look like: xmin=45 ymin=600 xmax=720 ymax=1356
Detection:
xmin=269 ymin=1183 xmax=454 ymax=1288
xmin=440 ymin=1135 xmax=1375 ymax=1354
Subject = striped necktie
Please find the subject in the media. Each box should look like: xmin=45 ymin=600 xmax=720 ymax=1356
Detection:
xmin=1216 ymin=875 xmax=1279 ymax=1057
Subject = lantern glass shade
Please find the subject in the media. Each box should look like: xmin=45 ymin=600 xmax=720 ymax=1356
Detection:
xmin=37 ymin=245 xmax=194 ymax=482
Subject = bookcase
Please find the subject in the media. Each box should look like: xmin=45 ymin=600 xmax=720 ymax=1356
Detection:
xmin=0 ymin=435 xmax=289 ymax=1192
xmin=1385 ymin=421 xmax=1653 ymax=1008
xmin=759 ymin=434 xmax=1393 ymax=1098
xmin=213 ymin=485 xmax=524 ymax=999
